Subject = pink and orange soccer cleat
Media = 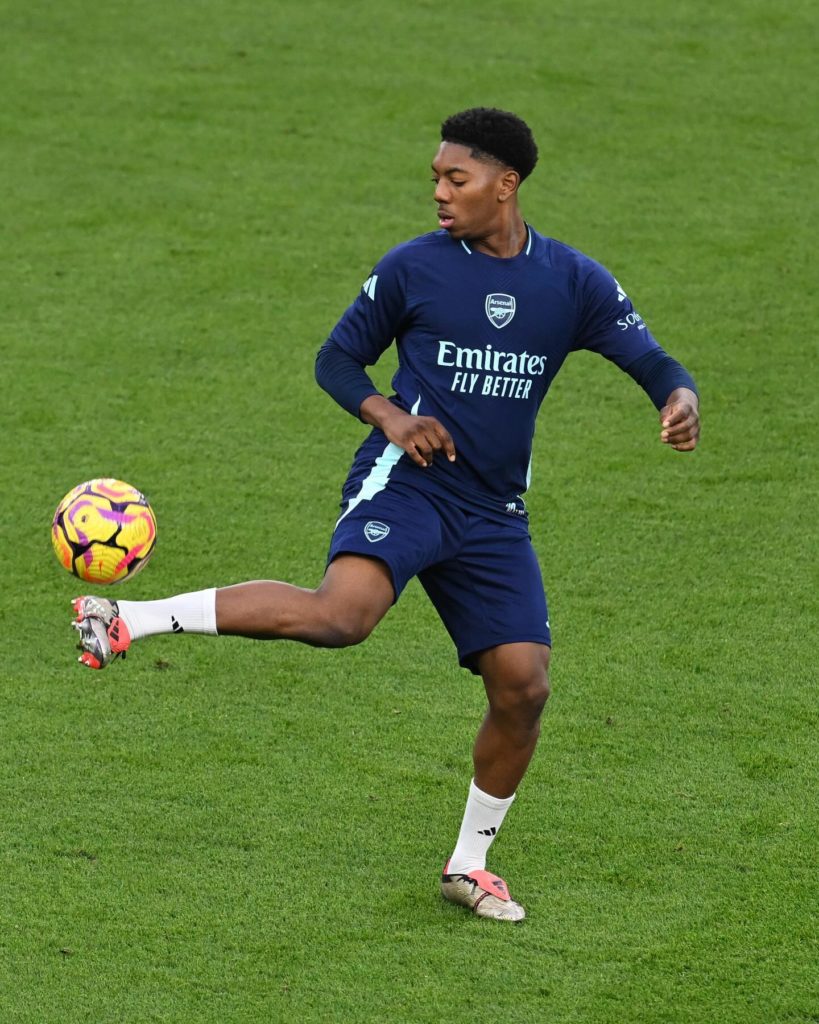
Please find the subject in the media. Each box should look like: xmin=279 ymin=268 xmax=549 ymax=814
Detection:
xmin=440 ymin=861 xmax=526 ymax=921
xmin=72 ymin=596 xmax=131 ymax=669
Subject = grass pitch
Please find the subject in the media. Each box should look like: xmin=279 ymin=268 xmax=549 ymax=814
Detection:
xmin=1 ymin=1 xmax=817 ymax=1021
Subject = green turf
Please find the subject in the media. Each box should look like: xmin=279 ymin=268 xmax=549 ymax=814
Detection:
xmin=1 ymin=0 xmax=817 ymax=1021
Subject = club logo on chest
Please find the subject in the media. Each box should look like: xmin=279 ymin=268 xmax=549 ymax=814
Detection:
xmin=485 ymin=293 xmax=516 ymax=329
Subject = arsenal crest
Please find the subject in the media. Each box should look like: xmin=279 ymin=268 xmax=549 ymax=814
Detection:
xmin=485 ymin=293 xmax=516 ymax=329
xmin=364 ymin=520 xmax=390 ymax=543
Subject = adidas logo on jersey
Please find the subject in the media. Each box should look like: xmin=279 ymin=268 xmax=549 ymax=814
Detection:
xmin=362 ymin=274 xmax=378 ymax=300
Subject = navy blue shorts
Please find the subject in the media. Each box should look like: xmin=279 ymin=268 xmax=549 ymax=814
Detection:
xmin=327 ymin=480 xmax=551 ymax=673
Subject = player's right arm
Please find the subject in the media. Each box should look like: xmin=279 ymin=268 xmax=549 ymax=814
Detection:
xmin=315 ymin=244 xmax=456 ymax=468
xmin=315 ymin=342 xmax=457 ymax=468
xmin=359 ymin=394 xmax=456 ymax=468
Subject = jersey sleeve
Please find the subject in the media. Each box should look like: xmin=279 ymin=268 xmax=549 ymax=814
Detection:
xmin=572 ymin=258 xmax=661 ymax=370
xmin=624 ymin=348 xmax=698 ymax=409
xmin=327 ymin=245 xmax=410 ymax=366
xmin=314 ymin=339 xmax=380 ymax=418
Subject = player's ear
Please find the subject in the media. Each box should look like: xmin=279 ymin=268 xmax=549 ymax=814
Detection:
xmin=498 ymin=168 xmax=520 ymax=202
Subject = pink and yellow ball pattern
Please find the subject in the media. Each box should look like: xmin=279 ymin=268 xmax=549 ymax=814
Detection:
xmin=52 ymin=478 xmax=157 ymax=584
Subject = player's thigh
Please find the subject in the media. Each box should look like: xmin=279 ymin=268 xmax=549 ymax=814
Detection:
xmin=327 ymin=481 xmax=449 ymax=609
xmin=419 ymin=518 xmax=550 ymax=673
xmin=314 ymin=554 xmax=396 ymax=642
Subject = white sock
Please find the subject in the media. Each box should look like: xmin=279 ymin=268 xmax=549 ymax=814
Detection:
xmin=448 ymin=779 xmax=515 ymax=875
xmin=116 ymin=589 xmax=218 ymax=640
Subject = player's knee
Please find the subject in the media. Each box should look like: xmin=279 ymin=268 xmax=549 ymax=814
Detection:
xmin=313 ymin=557 xmax=393 ymax=648
xmin=488 ymin=648 xmax=550 ymax=723
xmin=514 ymin=649 xmax=551 ymax=715
xmin=319 ymin=608 xmax=376 ymax=648
xmin=491 ymin=679 xmax=548 ymax=741
xmin=519 ymin=669 xmax=550 ymax=721
xmin=539 ymin=648 xmax=552 ymax=707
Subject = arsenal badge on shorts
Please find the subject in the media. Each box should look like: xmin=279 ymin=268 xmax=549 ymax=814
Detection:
xmin=364 ymin=521 xmax=390 ymax=543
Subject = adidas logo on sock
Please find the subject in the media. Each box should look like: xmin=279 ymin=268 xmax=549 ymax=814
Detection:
xmin=171 ymin=616 xmax=184 ymax=634
xmin=477 ymin=827 xmax=498 ymax=836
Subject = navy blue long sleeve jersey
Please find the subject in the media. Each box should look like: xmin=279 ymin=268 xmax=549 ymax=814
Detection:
xmin=319 ymin=226 xmax=696 ymax=522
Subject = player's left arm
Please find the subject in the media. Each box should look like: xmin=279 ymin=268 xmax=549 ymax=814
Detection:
xmin=574 ymin=260 xmax=700 ymax=452
xmin=622 ymin=349 xmax=700 ymax=451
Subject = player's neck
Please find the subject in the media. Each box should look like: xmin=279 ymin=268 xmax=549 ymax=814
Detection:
xmin=470 ymin=211 xmax=528 ymax=260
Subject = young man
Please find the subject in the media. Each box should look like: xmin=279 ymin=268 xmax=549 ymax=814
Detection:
xmin=72 ymin=108 xmax=700 ymax=922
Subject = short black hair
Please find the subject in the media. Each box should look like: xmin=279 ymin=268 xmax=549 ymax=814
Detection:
xmin=440 ymin=107 xmax=538 ymax=182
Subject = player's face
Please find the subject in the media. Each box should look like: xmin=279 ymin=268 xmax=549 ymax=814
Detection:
xmin=431 ymin=142 xmax=511 ymax=241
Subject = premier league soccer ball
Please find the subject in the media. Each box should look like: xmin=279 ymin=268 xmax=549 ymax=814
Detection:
xmin=51 ymin=478 xmax=157 ymax=584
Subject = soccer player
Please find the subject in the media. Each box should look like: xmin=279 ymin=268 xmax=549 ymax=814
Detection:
xmin=72 ymin=108 xmax=700 ymax=922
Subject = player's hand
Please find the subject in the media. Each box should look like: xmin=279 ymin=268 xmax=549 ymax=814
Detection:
xmin=359 ymin=395 xmax=456 ymax=468
xmin=660 ymin=388 xmax=700 ymax=452
xmin=384 ymin=413 xmax=457 ymax=468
